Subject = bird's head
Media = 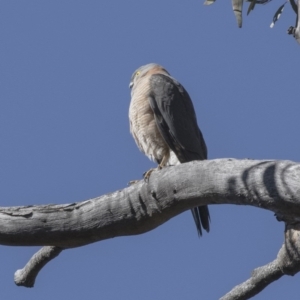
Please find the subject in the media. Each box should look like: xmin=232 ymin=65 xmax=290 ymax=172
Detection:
xmin=129 ymin=63 xmax=170 ymax=89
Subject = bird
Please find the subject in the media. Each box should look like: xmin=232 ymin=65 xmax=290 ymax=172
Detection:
xmin=128 ymin=63 xmax=210 ymax=236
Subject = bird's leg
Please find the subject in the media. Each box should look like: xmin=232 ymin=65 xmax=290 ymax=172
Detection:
xmin=143 ymin=151 xmax=170 ymax=182
xmin=158 ymin=151 xmax=170 ymax=169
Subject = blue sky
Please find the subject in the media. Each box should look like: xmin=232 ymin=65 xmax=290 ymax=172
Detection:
xmin=1 ymin=1 xmax=299 ymax=299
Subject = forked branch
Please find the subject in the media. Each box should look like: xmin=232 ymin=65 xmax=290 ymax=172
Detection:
xmin=1 ymin=158 xmax=300 ymax=297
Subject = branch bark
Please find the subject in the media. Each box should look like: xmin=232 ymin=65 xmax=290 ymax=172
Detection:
xmin=1 ymin=158 xmax=300 ymax=295
xmin=14 ymin=246 xmax=63 ymax=287
xmin=220 ymin=259 xmax=284 ymax=300
xmin=295 ymin=0 xmax=300 ymax=43
xmin=288 ymin=0 xmax=300 ymax=43
xmin=221 ymin=223 xmax=300 ymax=300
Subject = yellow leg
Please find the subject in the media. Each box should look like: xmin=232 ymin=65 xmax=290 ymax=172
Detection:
xmin=143 ymin=151 xmax=170 ymax=181
xmin=158 ymin=151 xmax=170 ymax=169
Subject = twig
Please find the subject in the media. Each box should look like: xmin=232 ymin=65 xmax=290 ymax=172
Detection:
xmin=220 ymin=224 xmax=300 ymax=299
xmin=220 ymin=255 xmax=283 ymax=300
xmin=14 ymin=246 xmax=63 ymax=287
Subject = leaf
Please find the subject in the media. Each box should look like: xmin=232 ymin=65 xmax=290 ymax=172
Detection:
xmin=203 ymin=0 xmax=216 ymax=5
xmin=247 ymin=0 xmax=257 ymax=15
xmin=270 ymin=2 xmax=286 ymax=28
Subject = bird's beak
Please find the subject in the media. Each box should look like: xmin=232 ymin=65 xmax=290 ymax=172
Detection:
xmin=129 ymin=82 xmax=134 ymax=89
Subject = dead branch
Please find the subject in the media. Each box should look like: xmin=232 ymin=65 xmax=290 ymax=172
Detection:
xmin=1 ymin=158 xmax=300 ymax=295
xmin=14 ymin=246 xmax=63 ymax=287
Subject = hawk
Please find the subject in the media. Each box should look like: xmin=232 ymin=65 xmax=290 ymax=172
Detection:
xmin=129 ymin=63 xmax=210 ymax=236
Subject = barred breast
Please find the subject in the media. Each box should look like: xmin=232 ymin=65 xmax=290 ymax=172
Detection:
xmin=129 ymin=76 xmax=169 ymax=164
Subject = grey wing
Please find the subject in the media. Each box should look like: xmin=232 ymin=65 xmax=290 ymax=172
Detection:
xmin=148 ymin=73 xmax=207 ymax=162
xmin=148 ymin=73 xmax=210 ymax=236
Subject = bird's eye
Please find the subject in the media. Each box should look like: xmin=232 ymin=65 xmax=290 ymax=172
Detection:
xmin=135 ymin=71 xmax=140 ymax=76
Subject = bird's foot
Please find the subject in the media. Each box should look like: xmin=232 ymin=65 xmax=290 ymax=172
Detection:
xmin=143 ymin=166 xmax=162 ymax=182
xmin=143 ymin=168 xmax=157 ymax=182
xmin=128 ymin=180 xmax=140 ymax=186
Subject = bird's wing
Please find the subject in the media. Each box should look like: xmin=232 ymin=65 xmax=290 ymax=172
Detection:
xmin=148 ymin=73 xmax=210 ymax=235
xmin=148 ymin=73 xmax=207 ymax=162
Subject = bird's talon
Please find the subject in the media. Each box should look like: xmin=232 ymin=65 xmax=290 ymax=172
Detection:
xmin=128 ymin=180 xmax=139 ymax=186
xmin=143 ymin=168 xmax=155 ymax=182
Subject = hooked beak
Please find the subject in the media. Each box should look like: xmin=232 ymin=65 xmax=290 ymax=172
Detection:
xmin=129 ymin=81 xmax=134 ymax=89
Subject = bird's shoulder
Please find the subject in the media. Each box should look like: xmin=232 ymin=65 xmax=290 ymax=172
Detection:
xmin=149 ymin=73 xmax=179 ymax=87
xmin=149 ymin=73 xmax=189 ymax=98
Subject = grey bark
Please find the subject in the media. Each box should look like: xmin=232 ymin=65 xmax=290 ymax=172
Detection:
xmin=1 ymin=158 xmax=300 ymax=298
xmin=14 ymin=246 xmax=63 ymax=287
xmin=287 ymin=0 xmax=300 ymax=43
xmin=221 ymin=223 xmax=300 ymax=299
xmin=295 ymin=0 xmax=300 ymax=43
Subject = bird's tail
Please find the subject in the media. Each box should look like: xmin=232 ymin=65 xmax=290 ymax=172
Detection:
xmin=191 ymin=206 xmax=210 ymax=236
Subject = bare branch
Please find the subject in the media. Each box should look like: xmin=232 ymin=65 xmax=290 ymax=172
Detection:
xmin=1 ymin=158 xmax=300 ymax=291
xmin=0 ymin=159 xmax=300 ymax=248
xmin=220 ymin=253 xmax=284 ymax=299
xmin=14 ymin=246 xmax=63 ymax=287
xmin=287 ymin=0 xmax=300 ymax=43
xmin=220 ymin=223 xmax=300 ymax=300
xmin=295 ymin=0 xmax=300 ymax=43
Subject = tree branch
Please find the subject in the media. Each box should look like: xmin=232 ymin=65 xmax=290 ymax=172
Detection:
xmin=14 ymin=246 xmax=63 ymax=287
xmin=1 ymin=158 xmax=300 ymax=292
xmin=288 ymin=0 xmax=300 ymax=43
xmin=1 ymin=159 xmax=300 ymax=248
xmin=295 ymin=0 xmax=300 ymax=43
xmin=220 ymin=223 xmax=300 ymax=300
xmin=220 ymin=258 xmax=284 ymax=300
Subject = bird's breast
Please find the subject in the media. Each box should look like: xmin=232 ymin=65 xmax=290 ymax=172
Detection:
xmin=129 ymin=80 xmax=168 ymax=163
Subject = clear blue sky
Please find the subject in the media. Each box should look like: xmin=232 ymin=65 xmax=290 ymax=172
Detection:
xmin=1 ymin=1 xmax=299 ymax=299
